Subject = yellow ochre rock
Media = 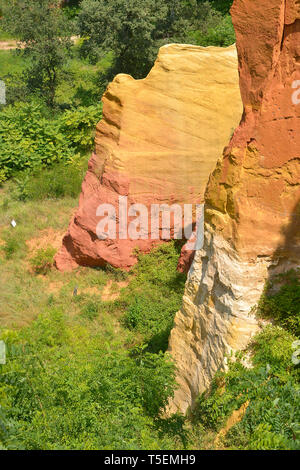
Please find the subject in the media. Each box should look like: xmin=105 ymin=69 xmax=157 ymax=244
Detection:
xmin=55 ymin=43 xmax=242 ymax=271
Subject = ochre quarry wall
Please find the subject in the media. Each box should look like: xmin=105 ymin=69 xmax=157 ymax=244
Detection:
xmin=168 ymin=0 xmax=300 ymax=414
xmin=55 ymin=44 xmax=242 ymax=271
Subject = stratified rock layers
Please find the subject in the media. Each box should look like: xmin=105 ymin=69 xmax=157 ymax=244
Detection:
xmin=55 ymin=44 xmax=242 ymax=271
xmin=169 ymin=0 xmax=300 ymax=414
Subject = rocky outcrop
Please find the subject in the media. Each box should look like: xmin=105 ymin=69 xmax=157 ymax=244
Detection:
xmin=55 ymin=44 xmax=242 ymax=271
xmin=168 ymin=0 xmax=300 ymax=414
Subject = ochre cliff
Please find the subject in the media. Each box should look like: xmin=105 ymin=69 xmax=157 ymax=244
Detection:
xmin=168 ymin=0 xmax=300 ymax=414
xmin=55 ymin=44 xmax=242 ymax=271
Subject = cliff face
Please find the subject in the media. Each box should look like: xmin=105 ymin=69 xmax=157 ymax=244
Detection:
xmin=55 ymin=44 xmax=242 ymax=271
xmin=168 ymin=0 xmax=300 ymax=414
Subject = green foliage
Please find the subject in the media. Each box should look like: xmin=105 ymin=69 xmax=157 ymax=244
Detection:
xmin=0 ymin=102 xmax=72 ymax=179
xmin=56 ymin=51 xmax=107 ymax=107
xmin=195 ymin=271 xmax=300 ymax=450
xmin=78 ymin=0 xmax=168 ymax=78
xmin=258 ymin=270 xmax=300 ymax=336
xmin=14 ymin=163 xmax=86 ymax=201
xmin=194 ymin=325 xmax=300 ymax=450
xmin=78 ymin=0 xmax=235 ymax=78
xmin=187 ymin=13 xmax=235 ymax=47
xmin=0 ymin=309 xmax=178 ymax=449
xmin=80 ymin=300 xmax=99 ymax=321
xmin=0 ymin=101 xmax=101 ymax=183
xmin=104 ymin=264 xmax=129 ymax=282
xmin=59 ymin=104 xmax=101 ymax=153
xmin=122 ymin=242 xmax=186 ymax=352
xmin=204 ymin=0 xmax=233 ymax=15
xmin=2 ymin=0 xmax=72 ymax=107
xmin=30 ymin=247 xmax=56 ymax=275
xmin=1 ymin=235 xmax=26 ymax=260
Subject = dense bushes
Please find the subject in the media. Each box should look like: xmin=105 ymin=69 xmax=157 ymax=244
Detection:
xmin=194 ymin=325 xmax=300 ymax=450
xmin=0 ymin=101 xmax=101 ymax=183
xmin=14 ymin=162 xmax=86 ymax=201
xmin=29 ymin=247 xmax=56 ymax=274
xmin=187 ymin=13 xmax=235 ymax=47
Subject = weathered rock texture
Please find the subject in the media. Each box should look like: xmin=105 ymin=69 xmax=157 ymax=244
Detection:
xmin=168 ymin=0 xmax=300 ymax=414
xmin=55 ymin=44 xmax=242 ymax=271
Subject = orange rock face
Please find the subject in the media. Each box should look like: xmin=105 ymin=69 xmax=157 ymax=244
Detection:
xmin=207 ymin=0 xmax=300 ymax=263
xmin=168 ymin=0 xmax=300 ymax=414
xmin=55 ymin=44 xmax=242 ymax=271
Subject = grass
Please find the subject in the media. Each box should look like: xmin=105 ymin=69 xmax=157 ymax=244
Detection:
xmin=0 ymin=188 xmax=79 ymax=326
xmin=0 ymin=46 xmax=112 ymax=108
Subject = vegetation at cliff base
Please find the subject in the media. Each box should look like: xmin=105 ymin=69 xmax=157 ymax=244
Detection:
xmin=194 ymin=270 xmax=300 ymax=450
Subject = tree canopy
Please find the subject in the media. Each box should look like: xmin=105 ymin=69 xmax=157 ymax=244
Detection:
xmin=78 ymin=0 xmax=235 ymax=79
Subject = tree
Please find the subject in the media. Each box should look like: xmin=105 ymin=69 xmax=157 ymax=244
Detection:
xmin=3 ymin=0 xmax=72 ymax=107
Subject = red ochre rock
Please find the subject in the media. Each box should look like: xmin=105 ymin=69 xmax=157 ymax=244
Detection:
xmin=168 ymin=0 xmax=300 ymax=414
xmin=55 ymin=43 xmax=242 ymax=271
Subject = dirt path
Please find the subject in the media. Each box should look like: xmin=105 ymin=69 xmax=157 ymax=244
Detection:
xmin=0 ymin=36 xmax=79 ymax=50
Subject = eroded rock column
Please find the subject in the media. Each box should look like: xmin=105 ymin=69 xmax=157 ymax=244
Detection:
xmin=55 ymin=44 xmax=242 ymax=271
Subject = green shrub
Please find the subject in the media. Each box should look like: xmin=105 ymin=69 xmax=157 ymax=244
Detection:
xmin=2 ymin=235 xmax=26 ymax=259
xmin=194 ymin=325 xmax=300 ymax=450
xmin=14 ymin=162 xmax=86 ymax=201
xmin=187 ymin=14 xmax=235 ymax=47
xmin=0 ymin=102 xmax=72 ymax=180
xmin=80 ymin=300 xmax=99 ymax=321
xmin=30 ymin=247 xmax=56 ymax=274
xmin=120 ymin=242 xmax=186 ymax=352
xmin=60 ymin=104 xmax=102 ymax=153
xmin=258 ymin=270 xmax=300 ymax=336
xmin=105 ymin=264 xmax=129 ymax=281
xmin=0 ymin=309 xmax=178 ymax=450
xmin=0 ymin=101 xmax=101 ymax=183
xmin=0 ymin=168 xmax=7 ymax=185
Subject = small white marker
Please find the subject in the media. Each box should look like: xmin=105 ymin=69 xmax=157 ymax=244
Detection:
xmin=11 ymin=219 xmax=17 ymax=228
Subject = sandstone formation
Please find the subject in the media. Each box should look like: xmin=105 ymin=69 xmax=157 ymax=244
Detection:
xmin=169 ymin=0 xmax=300 ymax=414
xmin=55 ymin=43 xmax=242 ymax=271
